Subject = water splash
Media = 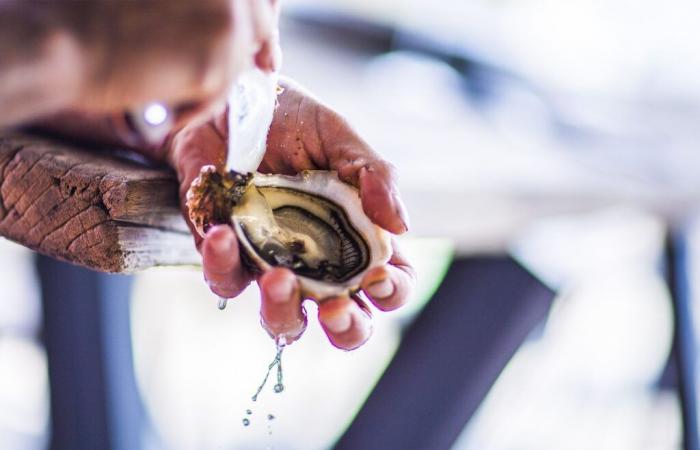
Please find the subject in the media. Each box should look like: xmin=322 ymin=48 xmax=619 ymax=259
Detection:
xmin=251 ymin=337 xmax=286 ymax=402
xmin=242 ymin=338 xmax=287 ymax=437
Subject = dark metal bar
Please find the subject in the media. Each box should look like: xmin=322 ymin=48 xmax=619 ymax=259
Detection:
xmin=98 ymin=269 xmax=148 ymax=450
xmin=665 ymin=229 xmax=699 ymax=450
xmin=334 ymin=256 xmax=555 ymax=450
xmin=37 ymin=255 xmax=145 ymax=450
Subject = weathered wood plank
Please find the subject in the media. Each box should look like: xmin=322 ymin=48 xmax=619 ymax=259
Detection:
xmin=0 ymin=132 xmax=199 ymax=272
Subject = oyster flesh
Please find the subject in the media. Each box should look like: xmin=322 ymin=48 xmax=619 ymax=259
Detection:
xmin=187 ymin=168 xmax=391 ymax=299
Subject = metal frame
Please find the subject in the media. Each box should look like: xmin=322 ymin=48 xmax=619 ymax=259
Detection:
xmin=37 ymin=255 xmax=146 ymax=450
xmin=666 ymin=230 xmax=699 ymax=450
xmin=38 ymin=246 xmax=699 ymax=450
xmin=334 ymin=256 xmax=555 ymax=450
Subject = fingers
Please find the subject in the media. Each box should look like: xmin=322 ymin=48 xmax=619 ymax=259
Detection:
xmin=318 ymin=296 xmax=373 ymax=351
xmin=361 ymin=268 xmax=408 ymax=312
xmin=202 ymin=225 xmax=252 ymax=298
xmin=361 ymin=239 xmax=416 ymax=311
xmin=266 ymin=80 xmax=409 ymax=234
xmin=168 ymin=118 xmax=228 ymax=243
xmin=357 ymin=164 xmax=409 ymax=235
xmin=259 ymin=268 xmax=307 ymax=343
xmin=169 ymin=117 xmax=227 ymax=180
xmin=362 ymin=271 xmax=414 ymax=316
xmin=321 ymin=120 xmax=409 ymax=234
xmin=318 ymin=240 xmax=413 ymax=350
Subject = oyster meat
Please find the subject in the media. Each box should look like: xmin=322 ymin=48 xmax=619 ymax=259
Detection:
xmin=187 ymin=168 xmax=391 ymax=299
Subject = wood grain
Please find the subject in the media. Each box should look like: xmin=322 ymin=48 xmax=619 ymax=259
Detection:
xmin=0 ymin=132 xmax=199 ymax=272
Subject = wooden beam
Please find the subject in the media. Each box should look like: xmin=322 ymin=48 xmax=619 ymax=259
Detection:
xmin=0 ymin=132 xmax=199 ymax=273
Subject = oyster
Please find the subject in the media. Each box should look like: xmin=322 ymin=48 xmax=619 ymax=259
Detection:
xmin=187 ymin=168 xmax=391 ymax=299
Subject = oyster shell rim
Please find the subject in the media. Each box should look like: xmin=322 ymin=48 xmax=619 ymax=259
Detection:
xmin=232 ymin=170 xmax=392 ymax=300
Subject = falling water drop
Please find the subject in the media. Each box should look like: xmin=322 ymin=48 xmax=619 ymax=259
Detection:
xmin=274 ymin=337 xmax=285 ymax=394
xmin=251 ymin=338 xmax=286 ymax=401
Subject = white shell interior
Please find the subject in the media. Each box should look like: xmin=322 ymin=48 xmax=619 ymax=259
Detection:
xmin=232 ymin=171 xmax=392 ymax=300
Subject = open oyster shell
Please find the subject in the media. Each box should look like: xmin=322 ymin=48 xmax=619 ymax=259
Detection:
xmin=187 ymin=168 xmax=392 ymax=300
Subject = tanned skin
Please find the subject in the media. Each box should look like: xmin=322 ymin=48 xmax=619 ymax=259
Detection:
xmin=1 ymin=0 xmax=414 ymax=350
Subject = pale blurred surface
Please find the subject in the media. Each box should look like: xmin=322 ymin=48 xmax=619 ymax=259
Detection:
xmin=457 ymin=209 xmax=680 ymax=450
xmin=0 ymin=213 xmax=682 ymax=450
xmin=0 ymin=239 xmax=48 ymax=450
xmin=131 ymin=237 xmax=450 ymax=450
xmin=284 ymin=0 xmax=700 ymax=253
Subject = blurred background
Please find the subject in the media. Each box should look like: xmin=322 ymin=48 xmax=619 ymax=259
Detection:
xmin=4 ymin=0 xmax=700 ymax=448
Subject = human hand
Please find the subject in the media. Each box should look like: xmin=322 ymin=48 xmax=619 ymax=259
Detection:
xmin=168 ymin=79 xmax=415 ymax=350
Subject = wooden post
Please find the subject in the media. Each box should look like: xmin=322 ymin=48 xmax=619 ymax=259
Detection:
xmin=0 ymin=132 xmax=199 ymax=272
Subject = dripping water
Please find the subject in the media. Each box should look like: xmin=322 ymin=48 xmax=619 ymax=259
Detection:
xmin=251 ymin=337 xmax=286 ymax=402
xmin=242 ymin=337 xmax=287 ymax=431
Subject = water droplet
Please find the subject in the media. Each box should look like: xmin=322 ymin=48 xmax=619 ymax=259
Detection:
xmin=267 ymin=414 xmax=275 ymax=420
xmin=251 ymin=344 xmax=285 ymax=401
xmin=242 ymin=418 xmax=250 ymax=427
xmin=217 ymin=297 xmax=228 ymax=310
xmin=246 ymin=409 xmax=252 ymax=415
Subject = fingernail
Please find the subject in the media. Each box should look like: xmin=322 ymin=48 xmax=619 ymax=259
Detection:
xmin=392 ymin=192 xmax=410 ymax=232
xmin=367 ymin=278 xmax=395 ymax=300
xmin=266 ymin=274 xmax=296 ymax=303
xmin=322 ymin=312 xmax=352 ymax=333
